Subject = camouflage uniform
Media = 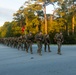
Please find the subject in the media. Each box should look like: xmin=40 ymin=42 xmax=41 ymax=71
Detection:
xmin=54 ymin=32 xmax=64 ymax=55
xmin=22 ymin=35 xmax=27 ymax=51
xmin=35 ymin=31 xmax=43 ymax=55
xmin=26 ymin=32 xmax=34 ymax=54
xmin=17 ymin=36 xmax=23 ymax=50
xmin=43 ymin=34 xmax=51 ymax=52
xmin=13 ymin=37 xmax=18 ymax=48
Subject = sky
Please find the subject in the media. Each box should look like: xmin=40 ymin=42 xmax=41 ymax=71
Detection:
xmin=0 ymin=0 xmax=55 ymax=26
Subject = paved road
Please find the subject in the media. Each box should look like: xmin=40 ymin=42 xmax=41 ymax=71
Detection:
xmin=0 ymin=44 xmax=76 ymax=75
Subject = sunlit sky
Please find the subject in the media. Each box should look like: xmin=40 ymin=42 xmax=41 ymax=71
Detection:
xmin=0 ymin=0 xmax=55 ymax=26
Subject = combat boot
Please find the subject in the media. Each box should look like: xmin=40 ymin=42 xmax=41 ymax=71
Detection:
xmin=57 ymin=52 xmax=61 ymax=55
xmin=31 ymin=52 xmax=33 ymax=54
xmin=59 ymin=53 xmax=62 ymax=55
xmin=48 ymin=50 xmax=51 ymax=52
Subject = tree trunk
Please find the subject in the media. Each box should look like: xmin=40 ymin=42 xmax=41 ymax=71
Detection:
xmin=72 ymin=15 xmax=74 ymax=35
xmin=44 ymin=6 xmax=47 ymax=34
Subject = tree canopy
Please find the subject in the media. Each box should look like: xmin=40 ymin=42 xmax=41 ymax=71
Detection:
xmin=0 ymin=0 xmax=76 ymax=44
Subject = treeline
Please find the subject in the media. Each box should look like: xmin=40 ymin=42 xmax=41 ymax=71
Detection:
xmin=0 ymin=0 xmax=76 ymax=44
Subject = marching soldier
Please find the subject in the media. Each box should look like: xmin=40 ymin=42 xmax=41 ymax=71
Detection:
xmin=20 ymin=35 xmax=26 ymax=51
xmin=17 ymin=36 xmax=23 ymax=50
xmin=43 ymin=34 xmax=51 ymax=52
xmin=54 ymin=32 xmax=64 ymax=55
xmin=35 ymin=31 xmax=43 ymax=56
xmin=26 ymin=32 xmax=34 ymax=54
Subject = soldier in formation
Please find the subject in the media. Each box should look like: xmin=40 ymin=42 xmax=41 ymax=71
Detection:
xmin=26 ymin=32 xmax=34 ymax=54
xmin=43 ymin=34 xmax=51 ymax=52
xmin=35 ymin=31 xmax=43 ymax=56
xmin=54 ymin=32 xmax=64 ymax=55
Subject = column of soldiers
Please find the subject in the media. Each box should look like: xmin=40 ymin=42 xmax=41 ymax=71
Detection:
xmin=0 ymin=31 xmax=64 ymax=55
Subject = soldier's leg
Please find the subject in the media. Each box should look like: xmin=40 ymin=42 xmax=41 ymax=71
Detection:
xmin=18 ymin=44 xmax=20 ymax=50
xmin=44 ymin=43 xmax=46 ymax=52
xmin=48 ymin=44 xmax=51 ymax=52
xmin=38 ymin=42 xmax=42 ymax=55
xmin=20 ymin=43 xmax=22 ymax=49
xmin=30 ymin=43 xmax=33 ymax=54
xmin=57 ymin=41 xmax=61 ymax=54
xmin=24 ymin=42 xmax=27 ymax=51
xmin=57 ymin=42 xmax=60 ymax=53
xmin=59 ymin=43 xmax=62 ymax=54
xmin=37 ymin=42 xmax=39 ymax=53
xmin=22 ymin=43 xmax=25 ymax=51
xmin=18 ymin=43 xmax=21 ymax=50
xmin=26 ymin=43 xmax=29 ymax=53
xmin=21 ymin=43 xmax=23 ymax=50
xmin=14 ymin=43 xmax=16 ymax=48
xmin=15 ymin=43 xmax=17 ymax=48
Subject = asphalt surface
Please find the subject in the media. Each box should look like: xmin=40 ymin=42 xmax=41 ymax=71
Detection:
xmin=0 ymin=44 xmax=76 ymax=75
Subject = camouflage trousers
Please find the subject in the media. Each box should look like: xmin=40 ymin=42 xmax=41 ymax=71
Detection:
xmin=44 ymin=43 xmax=51 ymax=52
xmin=57 ymin=41 xmax=62 ymax=54
xmin=26 ymin=42 xmax=33 ymax=54
xmin=17 ymin=43 xmax=23 ymax=50
xmin=37 ymin=41 xmax=42 ymax=55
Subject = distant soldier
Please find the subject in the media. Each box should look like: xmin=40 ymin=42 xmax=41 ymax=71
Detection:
xmin=17 ymin=36 xmax=23 ymax=50
xmin=43 ymin=34 xmax=51 ymax=52
xmin=13 ymin=37 xmax=18 ymax=48
xmin=35 ymin=31 xmax=43 ymax=56
xmin=54 ymin=32 xmax=64 ymax=55
xmin=22 ymin=35 xmax=27 ymax=51
xmin=26 ymin=32 xmax=34 ymax=54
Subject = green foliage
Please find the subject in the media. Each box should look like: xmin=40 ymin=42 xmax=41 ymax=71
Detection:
xmin=64 ymin=35 xmax=76 ymax=44
xmin=0 ymin=22 xmax=11 ymax=37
